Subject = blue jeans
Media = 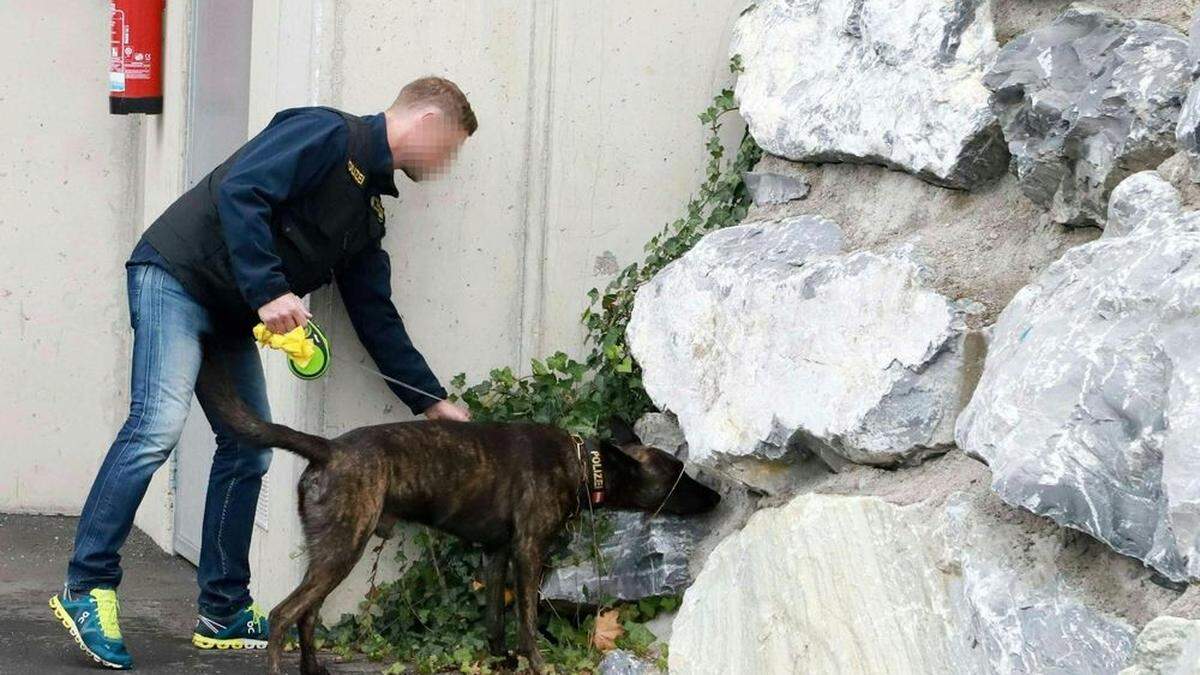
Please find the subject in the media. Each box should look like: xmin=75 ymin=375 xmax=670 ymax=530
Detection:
xmin=67 ymin=264 xmax=273 ymax=618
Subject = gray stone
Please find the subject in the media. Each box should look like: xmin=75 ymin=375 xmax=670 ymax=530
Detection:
xmin=1120 ymin=616 xmax=1200 ymax=675
xmin=984 ymin=6 xmax=1192 ymax=226
xmin=540 ymin=512 xmax=704 ymax=604
xmin=730 ymin=0 xmax=1008 ymax=189
xmin=956 ymin=172 xmax=1200 ymax=581
xmin=1106 ymin=171 xmax=1184 ymax=238
xmin=628 ymin=216 xmax=972 ymax=489
xmin=742 ymin=171 xmax=809 ymax=205
xmin=633 ymin=412 xmax=686 ymax=460
xmin=598 ymin=649 xmax=661 ymax=675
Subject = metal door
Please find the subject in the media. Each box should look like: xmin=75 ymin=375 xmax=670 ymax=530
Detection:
xmin=172 ymin=0 xmax=255 ymax=565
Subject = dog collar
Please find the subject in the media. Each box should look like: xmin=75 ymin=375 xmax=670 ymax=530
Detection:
xmin=571 ymin=434 xmax=606 ymax=506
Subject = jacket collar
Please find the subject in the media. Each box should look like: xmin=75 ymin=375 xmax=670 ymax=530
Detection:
xmin=367 ymin=112 xmax=399 ymax=197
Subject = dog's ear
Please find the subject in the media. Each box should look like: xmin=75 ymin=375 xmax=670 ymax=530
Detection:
xmin=604 ymin=417 xmax=640 ymax=446
xmin=599 ymin=439 xmax=643 ymax=470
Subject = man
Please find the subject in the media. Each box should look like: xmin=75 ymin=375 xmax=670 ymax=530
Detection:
xmin=50 ymin=76 xmax=476 ymax=670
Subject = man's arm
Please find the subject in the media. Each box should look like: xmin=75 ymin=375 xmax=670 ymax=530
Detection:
xmin=336 ymin=245 xmax=465 ymax=419
xmin=216 ymin=110 xmax=347 ymax=328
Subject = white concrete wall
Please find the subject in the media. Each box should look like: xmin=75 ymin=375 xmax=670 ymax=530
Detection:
xmin=0 ymin=1 xmax=143 ymax=515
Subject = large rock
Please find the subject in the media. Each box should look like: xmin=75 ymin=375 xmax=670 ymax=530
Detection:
xmin=730 ymin=0 xmax=1008 ymax=189
xmin=628 ymin=216 xmax=973 ymax=489
xmin=669 ymin=454 xmax=1177 ymax=675
xmin=957 ymin=171 xmax=1200 ymax=581
xmin=672 ymin=494 xmax=978 ymax=674
xmin=984 ymin=6 xmax=1192 ymax=226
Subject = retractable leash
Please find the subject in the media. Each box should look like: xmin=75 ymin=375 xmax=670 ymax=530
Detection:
xmin=253 ymin=319 xmax=449 ymax=404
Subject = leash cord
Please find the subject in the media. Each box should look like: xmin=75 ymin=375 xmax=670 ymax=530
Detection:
xmin=649 ymin=467 xmax=686 ymax=519
xmin=331 ymin=354 xmax=450 ymax=404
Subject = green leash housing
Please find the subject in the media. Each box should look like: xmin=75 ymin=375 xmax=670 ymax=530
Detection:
xmin=289 ymin=321 xmax=331 ymax=380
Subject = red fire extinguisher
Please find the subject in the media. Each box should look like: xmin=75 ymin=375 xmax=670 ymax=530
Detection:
xmin=109 ymin=0 xmax=165 ymax=115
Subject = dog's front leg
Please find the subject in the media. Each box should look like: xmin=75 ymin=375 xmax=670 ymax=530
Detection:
xmin=484 ymin=547 xmax=511 ymax=657
xmin=513 ymin=538 xmax=548 ymax=673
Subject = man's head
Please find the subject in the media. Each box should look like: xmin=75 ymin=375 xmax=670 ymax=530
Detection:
xmin=385 ymin=76 xmax=477 ymax=181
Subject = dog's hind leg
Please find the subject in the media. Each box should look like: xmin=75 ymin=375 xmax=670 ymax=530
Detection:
xmin=513 ymin=535 xmax=549 ymax=673
xmin=267 ymin=531 xmax=373 ymax=675
xmin=298 ymin=607 xmax=324 ymax=675
xmin=268 ymin=477 xmax=384 ymax=675
xmin=484 ymin=547 xmax=510 ymax=657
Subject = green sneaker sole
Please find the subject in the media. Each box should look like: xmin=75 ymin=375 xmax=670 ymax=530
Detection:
xmin=49 ymin=596 xmax=131 ymax=670
xmin=191 ymin=633 xmax=268 ymax=650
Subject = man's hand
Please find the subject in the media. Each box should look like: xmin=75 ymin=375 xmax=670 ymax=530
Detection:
xmin=258 ymin=292 xmax=311 ymax=334
xmin=424 ymin=400 xmax=471 ymax=422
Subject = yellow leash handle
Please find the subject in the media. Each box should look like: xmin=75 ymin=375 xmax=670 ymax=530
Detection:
xmin=252 ymin=323 xmax=317 ymax=369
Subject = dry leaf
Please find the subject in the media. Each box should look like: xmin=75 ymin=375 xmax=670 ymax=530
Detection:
xmin=591 ymin=609 xmax=624 ymax=652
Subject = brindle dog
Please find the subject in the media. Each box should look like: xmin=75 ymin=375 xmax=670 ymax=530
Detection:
xmin=196 ymin=340 xmax=720 ymax=674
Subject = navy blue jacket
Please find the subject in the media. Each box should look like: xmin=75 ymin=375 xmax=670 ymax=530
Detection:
xmin=130 ymin=108 xmax=447 ymax=413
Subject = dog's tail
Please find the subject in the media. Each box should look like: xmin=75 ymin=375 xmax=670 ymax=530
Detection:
xmin=196 ymin=336 xmax=332 ymax=465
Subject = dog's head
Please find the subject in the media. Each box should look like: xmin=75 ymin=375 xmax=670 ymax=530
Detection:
xmin=598 ymin=419 xmax=721 ymax=516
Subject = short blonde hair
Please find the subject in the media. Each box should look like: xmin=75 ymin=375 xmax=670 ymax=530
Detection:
xmin=392 ymin=76 xmax=478 ymax=135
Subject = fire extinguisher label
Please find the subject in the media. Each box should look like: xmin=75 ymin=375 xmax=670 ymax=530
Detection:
xmin=109 ymin=3 xmax=155 ymax=90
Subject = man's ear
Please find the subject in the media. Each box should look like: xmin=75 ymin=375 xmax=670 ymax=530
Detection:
xmin=605 ymin=417 xmax=640 ymax=446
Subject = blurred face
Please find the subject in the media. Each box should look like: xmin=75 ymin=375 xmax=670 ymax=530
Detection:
xmin=398 ymin=109 xmax=468 ymax=182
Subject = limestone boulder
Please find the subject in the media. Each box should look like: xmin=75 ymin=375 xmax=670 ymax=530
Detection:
xmin=957 ymin=171 xmax=1200 ymax=581
xmin=730 ymin=0 xmax=1008 ymax=189
xmin=984 ymin=6 xmax=1191 ymax=226
xmin=668 ymin=458 xmax=1176 ymax=675
xmin=627 ymin=216 xmax=973 ymax=491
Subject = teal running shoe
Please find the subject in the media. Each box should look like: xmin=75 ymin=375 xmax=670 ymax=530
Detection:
xmin=191 ymin=602 xmax=268 ymax=650
xmin=49 ymin=587 xmax=133 ymax=669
